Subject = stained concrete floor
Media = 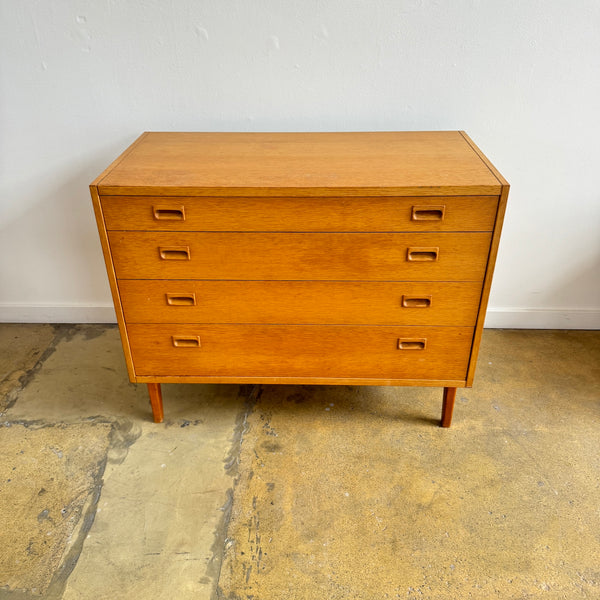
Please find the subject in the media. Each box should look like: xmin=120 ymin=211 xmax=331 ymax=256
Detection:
xmin=0 ymin=325 xmax=598 ymax=599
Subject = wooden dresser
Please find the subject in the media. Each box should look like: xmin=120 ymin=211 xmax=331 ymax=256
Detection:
xmin=90 ymin=131 xmax=508 ymax=427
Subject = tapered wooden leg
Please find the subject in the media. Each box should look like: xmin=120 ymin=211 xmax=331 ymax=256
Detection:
xmin=147 ymin=383 xmax=164 ymax=423
xmin=441 ymin=386 xmax=456 ymax=428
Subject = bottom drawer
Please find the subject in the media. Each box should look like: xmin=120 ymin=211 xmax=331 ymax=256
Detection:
xmin=128 ymin=324 xmax=474 ymax=380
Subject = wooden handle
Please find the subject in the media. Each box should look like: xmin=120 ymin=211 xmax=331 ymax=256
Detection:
xmin=407 ymin=247 xmax=439 ymax=262
xmin=397 ymin=338 xmax=427 ymax=350
xmin=153 ymin=205 xmax=186 ymax=221
xmin=172 ymin=335 xmax=201 ymax=348
xmin=402 ymin=295 xmax=432 ymax=308
xmin=166 ymin=293 xmax=196 ymax=306
xmin=411 ymin=205 xmax=445 ymax=221
xmin=159 ymin=246 xmax=190 ymax=260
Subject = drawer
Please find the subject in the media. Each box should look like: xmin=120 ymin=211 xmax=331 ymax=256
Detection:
xmin=119 ymin=280 xmax=483 ymax=326
xmin=108 ymin=232 xmax=492 ymax=281
xmin=101 ymin=195 xmax=498 ymax=232
xmin=127 ymin=324 xmax=474 ymax=380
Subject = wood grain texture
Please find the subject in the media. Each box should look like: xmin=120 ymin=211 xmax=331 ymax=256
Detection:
xmin=108 ymin=231 xmax=492 ymax=281
xmin=441 ymin=386 xmax=457 ymax=427
xmin=127 ymin=324 xmax=474 ymax=380
xmin=133 ymin=375 xmax=468 ymax=387
xmin=96 ymin=131 xmax=503 ymax=197
xmin=147 ymin=383 xmax=164 ymax=423
xmin=459 ymin=131 xmax=510 ymax=187
xmin=458 ymin=132 xmax=509 ymax=385
xmin=118 ymin=280 xmax=483 ymax=326
xmin=89 ymin=186 xmax=137 ymax=381
xmin=100 ymin=195 xmax=498 ymax=232
xmin=89 ymin=131 xmax=508 ymax=424
xmin=466 ymin=184 xmax=509 ymax=385
xmin=90 ymin=133 xmax=149 ymax=187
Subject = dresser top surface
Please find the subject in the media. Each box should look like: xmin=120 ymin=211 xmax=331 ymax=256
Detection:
xmin=93 ymin=131 xmax=506 ymax=197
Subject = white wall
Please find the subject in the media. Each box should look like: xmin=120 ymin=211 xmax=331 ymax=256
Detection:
xmin=1 ymin=0 xmax=598 ymax=328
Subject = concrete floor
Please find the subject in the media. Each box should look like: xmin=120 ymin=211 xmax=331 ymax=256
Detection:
xmin=0 ymin=325 xmax=598 ymax=599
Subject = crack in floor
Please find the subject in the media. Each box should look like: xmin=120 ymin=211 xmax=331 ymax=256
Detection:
xmin=211 ymin=384 xmax=261 ymax=600
xmin=0 ymin=417 xmax=141 ymax=599
xmin=1 ymin=325 xmax=112 ymax=415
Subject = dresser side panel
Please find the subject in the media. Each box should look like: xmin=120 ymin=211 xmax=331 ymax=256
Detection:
xmin=458 ymin=132 xmax=509 ymax=386
xmin=466 ymin=186 xmax=509 ymax=386
xmin=89 ymin=186 xmax=137 ymax=381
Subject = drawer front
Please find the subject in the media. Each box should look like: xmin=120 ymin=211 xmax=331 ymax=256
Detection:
xmin=101 ymin=195 xmax=498 ymax=232
xmin=119 ymin=280 xmax=483 ymax=326
xmin=128 ymin=324 xmax=474 ymax=380
xmin=109 ymin=232 xmax=492 ymax=281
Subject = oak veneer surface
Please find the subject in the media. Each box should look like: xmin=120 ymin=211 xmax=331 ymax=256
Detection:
xmin=90 ymin=131 xmax=508 ymax=425
xmin=118 ymin=280 xmax=483 ymax=327
xmin=94 ymin=131 xmax=502 ymax=196
xmin=127 ymin=324 xmax=474 ymax=380
xmin=101 ymin=195 xmax=498 ymax=232
xmin=108 ymin=231 xmax=492 ymax=281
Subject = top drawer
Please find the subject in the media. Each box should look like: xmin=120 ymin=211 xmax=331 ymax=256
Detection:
xmin=100 ymin=195 xmax=498 ymax=232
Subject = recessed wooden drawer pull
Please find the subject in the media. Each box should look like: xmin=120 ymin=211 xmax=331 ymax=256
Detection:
xmin=172 ymin=335 xmax=201 ymax=348
xmin=397 ymin=338 xmax=427 ymax=350
xmin=412 ymin=205 xmax=445 ymax=221
xmin=153 ymin=206 xmax=186 ymax=221
xmin=166 ymin=293 xmax=196 ymax=306
xmin=407 ymin=247 xmax=439 ymax=262
xmin=159 ymin=246 xmax=191 ymax=260
xmin=402 ymin=295 xmax=432 ymax=308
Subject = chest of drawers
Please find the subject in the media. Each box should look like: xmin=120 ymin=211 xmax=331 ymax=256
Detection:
xmin=90 ymin=131 xmax=508 ymax=427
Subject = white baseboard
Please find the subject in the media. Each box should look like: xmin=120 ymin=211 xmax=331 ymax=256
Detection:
xmin=0 ymin=304 xmax=598 ymax=330
xmin=0 ymin=304 xmax=117 ymax=324
xmin=484 ymin=308 xmax=600 ymax=330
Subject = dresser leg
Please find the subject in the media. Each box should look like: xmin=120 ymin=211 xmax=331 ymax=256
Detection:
xmin=441 ymin=387 xmax=456 ymax=428
xmin=147 ymin=383 xmax=164 ymax=423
